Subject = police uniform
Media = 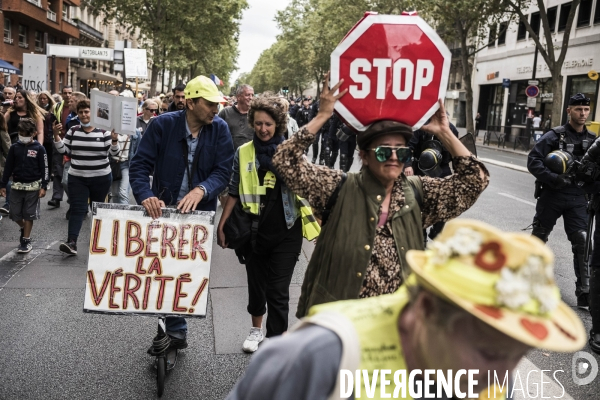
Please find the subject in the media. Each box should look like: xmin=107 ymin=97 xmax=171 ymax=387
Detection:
xmin=527 ymin=93 xmax=595 ymax=307
xmin=329 ymin=114 xmax=357 ymax=172
xmin=405 ymin=122 xmax=459 ymax=242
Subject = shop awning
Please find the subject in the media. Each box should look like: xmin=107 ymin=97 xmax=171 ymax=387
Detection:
xmin=0 ymin=59 xmax=21 ymax=74
xmin=77 ymin=68 xmax=121 ymax=82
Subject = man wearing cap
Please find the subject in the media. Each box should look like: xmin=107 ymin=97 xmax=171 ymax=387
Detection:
xmin=273 ymin=77 xmax=488 ymax=319
xmin=227 ymin=220 xmax=586 ymax=400
xmin=527 ymin=93 xmax=596 ymax=308
xmin=129 ymin=75 xmax=234 ymax=350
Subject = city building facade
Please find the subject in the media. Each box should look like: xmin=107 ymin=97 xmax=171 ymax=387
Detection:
xmin=473 ymin=0 xmax=600 ymax=134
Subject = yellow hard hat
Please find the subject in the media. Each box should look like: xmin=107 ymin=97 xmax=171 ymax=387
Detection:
xmin=184 ymin=76 xmax=226 ymax=103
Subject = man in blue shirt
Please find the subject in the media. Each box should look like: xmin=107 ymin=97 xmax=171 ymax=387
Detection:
xmin=129 ymin=75 xmax=234 ymax=350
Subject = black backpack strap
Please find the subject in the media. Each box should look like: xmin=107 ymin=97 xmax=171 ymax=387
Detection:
xmin=321 ymin=173 xmax=347 ymax=225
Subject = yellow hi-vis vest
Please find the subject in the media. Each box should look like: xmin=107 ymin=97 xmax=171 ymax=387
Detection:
xmin=291 ymin=281 xmax=506 ymax=400
xmin=238 ymin=141 xmax=320 ymax=241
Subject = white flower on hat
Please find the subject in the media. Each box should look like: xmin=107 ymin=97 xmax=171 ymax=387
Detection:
xmin=427 ymin=227 xmax=483 ymax=264
xmin=495 ymin=255 xmax=558 ymax=314
xmin=496 ymin=268 xmax=531 ymax=309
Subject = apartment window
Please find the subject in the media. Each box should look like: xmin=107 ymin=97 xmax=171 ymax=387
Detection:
xmin=4 ymin=18 xmax=11 ymax=41
xmin=595 ymin=0 xmax=600 ymax=24
xmin=59 ymin=73 xmax=65 ymax=91
xmin=35 ymin=31 xmax=43 ymax=50
xmin=488 ymin=24 xmax=497 ymax=46
xmin=547 ymin=6 xmax=558 ymax=32
xmin=517 ymin=19 xmax=527 ymax=40
xmin=530 ymin=12 xmax=541 ymax=37
xmin=498 ymin=22 xmax=508 ymax=45
xmin=558 ymin=2 xmax=572 ymax=32
xmin=18 ymin=25 xmax=28 ymax=45
xmin=577 ymin=0 xmax=593 ymax=27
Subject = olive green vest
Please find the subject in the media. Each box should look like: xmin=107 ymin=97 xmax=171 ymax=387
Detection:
xmin=296 ymin=169 xmax=424 ymax=318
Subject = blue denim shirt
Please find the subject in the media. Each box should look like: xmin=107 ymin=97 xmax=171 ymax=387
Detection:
xmin=228 ymin=147 xmax=299 ymax=229
xmin=177 ymin=121 xmax=200 ymax=201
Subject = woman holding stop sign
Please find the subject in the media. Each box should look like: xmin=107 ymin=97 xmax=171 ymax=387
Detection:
xmin=273 ymin=74 xmax=489 ymax=317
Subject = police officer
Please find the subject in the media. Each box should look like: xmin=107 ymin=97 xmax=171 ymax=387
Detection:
xmin=527 ymin=93 xmax=595 ymax=308
xmin=328 ymin=114 xmax=357 ymax=172
xmin=405 ymin=120 xmax=459 ymax=243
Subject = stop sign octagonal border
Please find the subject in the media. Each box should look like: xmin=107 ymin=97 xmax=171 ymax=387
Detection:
xmin=331 ymin=15 xmax=451 ymax=131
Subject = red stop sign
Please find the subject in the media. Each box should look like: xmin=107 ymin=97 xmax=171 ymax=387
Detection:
xmin=331 ymin=14 xmax=451 ymax=131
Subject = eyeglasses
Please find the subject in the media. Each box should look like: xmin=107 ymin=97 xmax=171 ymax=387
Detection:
xmin=369 ymin=146 xmax=412 ymax=163
xmin=146 ymin=108 xmax=158 ymax=112
xmin=159 ymin=108 xmax=166 ymax=112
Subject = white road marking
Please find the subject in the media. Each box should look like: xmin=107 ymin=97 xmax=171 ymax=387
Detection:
xmin=0 ymin=241 xmax=58 ymax=292
xmin=499 ymin=192 xmax=537 ymax=207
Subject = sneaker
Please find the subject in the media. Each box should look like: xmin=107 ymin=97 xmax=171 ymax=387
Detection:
xmin=47 ymin=199 xmax=61 ymax=208
xmin=59 ymin=240 xmax=77 ymax=255
xmin=577 ymin=292 xmax=589 ymax=309
xmin=168 ymin=336 xmax=188 ymax=350
xmin=242 ymin=327 xmax=264 ymax=353
xmin=311 ymin=158 xmax=317 ymax=164
xmin=18 ymin=238 xmax=32 ymax=253
xmin=0 ymin=204 xmax=8 ymax=215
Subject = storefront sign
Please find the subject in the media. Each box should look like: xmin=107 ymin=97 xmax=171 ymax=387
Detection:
xmin=83 ymin=204 xmax=215 ymax=317
xmin=541 ymin=93 xmax=553 ymax=103
xmin=487 ymin=71 xmax=499 ymax=80
xmin=516 ymin=57 xmax=594 ymax=74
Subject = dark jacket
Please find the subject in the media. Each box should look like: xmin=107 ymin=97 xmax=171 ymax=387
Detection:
xmin=136 ymin=115 xmax=153 ymax=136
xmin=0 ymin=141 xmax=49 ymax=189
xmin=129 ymin=110 xmax=234 ymax=211
xmin=294 ymin=106 xmax=313 ymax=128
xmin=296 ymin=170 xmax=424 ymax=318
xmin=527 ymin=123 xmax=596 ymax=193
xmin=405 ymin=122 xmax=459 ymax=177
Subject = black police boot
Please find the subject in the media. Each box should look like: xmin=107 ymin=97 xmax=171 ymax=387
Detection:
xmin=312 ymin=141 xmax=320 ymax=164
xmin=323 ymin=145 xmax=331 ymax=167
xmin=339 ymin=154 xmax=348 ymax=172
xmin=330 ymin=150 xmax=339 ymax=169
xmin=571 ymin=230 xmax=589 ymax=309
xmin=589 ymin=268 xmax=600 ymax=354
xmin=531 ymin=219 xmax=551 ymax=243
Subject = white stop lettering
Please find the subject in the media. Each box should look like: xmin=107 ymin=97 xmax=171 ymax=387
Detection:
xmin=349 ymin=58 xmax=434 ymax=101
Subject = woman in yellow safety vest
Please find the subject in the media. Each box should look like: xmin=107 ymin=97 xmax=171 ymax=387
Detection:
xmin=217 ymin=94 xmax=320 ymax=353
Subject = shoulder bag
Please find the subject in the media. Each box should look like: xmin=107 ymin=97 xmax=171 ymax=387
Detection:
xmin=110 ymin=136 xmax=129 ymax=181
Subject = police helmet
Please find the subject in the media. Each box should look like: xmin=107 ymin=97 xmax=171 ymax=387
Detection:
xmin=418 ymin=148 xmax=443 ymax=177
xmin=544 ymin=150 xmax=574 ymax=174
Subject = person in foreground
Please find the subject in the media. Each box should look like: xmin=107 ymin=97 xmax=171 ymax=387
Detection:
xmin=272 ymin=75 xmax=489 ymax=318
xmin=226 ymin=219 xmax=586 ymax=400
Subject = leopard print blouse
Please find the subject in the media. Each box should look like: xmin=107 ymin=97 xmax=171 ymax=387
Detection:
xmin=273 ymin=126 xmax=490 ymax=297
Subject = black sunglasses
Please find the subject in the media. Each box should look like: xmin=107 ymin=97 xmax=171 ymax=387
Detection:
xmin=369 ymin=146 xmax=412 ymax=163
xmin=147 ymin=108 xmax=158 ymax=112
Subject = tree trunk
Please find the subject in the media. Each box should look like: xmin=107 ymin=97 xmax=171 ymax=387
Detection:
xmin=551 ymin=70 xmax=564 ymax=127
xmin=458 ymin=23 xmax=474 ymax=134
xmin=150 ymin=64 xmax=159 ymax=96
xmin=168 ymin=69 xmax=175 ymax=92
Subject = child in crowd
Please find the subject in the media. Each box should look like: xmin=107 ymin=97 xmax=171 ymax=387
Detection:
xmin=0 ymin=119 xmax=48 ymax=253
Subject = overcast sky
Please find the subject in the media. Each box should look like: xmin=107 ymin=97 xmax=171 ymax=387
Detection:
xmin=232 ymin=0 xmax=292 ymax=83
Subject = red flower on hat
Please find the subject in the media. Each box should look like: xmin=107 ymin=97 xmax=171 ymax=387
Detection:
xmin=475 ymin=242 xmax=506 ymax=271
xmin=520 ymin=318 xmax=549 ymax=340
xmin=475 ymin=305 xmax=503 ymax=319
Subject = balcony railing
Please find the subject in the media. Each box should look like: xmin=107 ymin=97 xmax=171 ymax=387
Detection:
xmin=27 ymin=0 xmax=42 ymax=7
xmin=47 ymin=10 xmax=57 ymax=22
xmin=35 ymin=46 xmax=44 ymax=52
xmin=19 ymin=42 xmax=29 ymax=49
xmin=4 ymin=37 xmax=14 ymax=44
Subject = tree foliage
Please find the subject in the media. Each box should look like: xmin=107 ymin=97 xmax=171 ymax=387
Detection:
xmin=83 ymin=0 xmax=247 ymax=92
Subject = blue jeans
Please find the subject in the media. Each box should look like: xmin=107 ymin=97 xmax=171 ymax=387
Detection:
xmin=110 ymin=161 xmax=131 ymax=204
xmin=67 ymin=173 xmax=112 ymax=241
xmin=166 ymin=317 xmax=187 ymax=339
